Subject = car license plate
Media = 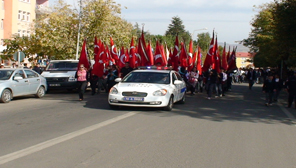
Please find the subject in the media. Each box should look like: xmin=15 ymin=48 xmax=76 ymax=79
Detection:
xmin=123 ymin=97 xmax=144 ymax=101
xmin=49 ymin=84 xmax=61 ymax=86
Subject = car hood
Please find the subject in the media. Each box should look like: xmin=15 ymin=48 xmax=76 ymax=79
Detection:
xmin=41 ymin=71 xmax=76 ymax=78
xmin=116 ymin=82 xmax=168 ymax=91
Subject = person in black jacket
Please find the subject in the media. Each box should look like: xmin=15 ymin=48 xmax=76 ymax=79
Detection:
xmin=32 ymin=63 xmax=42 ymax=74
xmin=273 ymin=74 xmax=283 ymax=102
xmin=285 ymin=71 xmax=296 ymax=108
xmin=247 ymin=68 xmax=257 ymax=90
xmin=207 ymin=69 xmax=218 ymax=100
xmin=262 ymin=74 xmax=276 ymax=106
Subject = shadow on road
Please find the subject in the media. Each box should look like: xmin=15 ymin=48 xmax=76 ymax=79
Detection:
xmin=43 ymin=83 xmax=296 ymax=125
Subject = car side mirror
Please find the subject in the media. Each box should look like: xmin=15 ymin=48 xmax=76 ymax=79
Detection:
xmin=115 ymin=78 xmax=122 ymax=82
xmin=14 ymin=76 xmax=23 ymax=81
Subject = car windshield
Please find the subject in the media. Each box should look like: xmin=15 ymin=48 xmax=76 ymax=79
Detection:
xmin=0 ymin=70 xmax=14 ymax=80
xmin=122 ymin=72 xmax=170 ymax=84
xmin=45 ymin=62 xmax=78 ymax=71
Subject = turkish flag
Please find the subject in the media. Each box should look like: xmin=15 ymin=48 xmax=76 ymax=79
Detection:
xmin=146 ymin=41 xmax=154 ymax=66
xmin=179 ymin=42 xmax=188 ymax=68
xmin=227 ymin=47 xmax=238 ymax=71
xmin=98 ymin=43 xmax=107 ymax=66
xmin=94 ymin=36 xmax=99 ymax=61
xmin=167 ymin=48 xmax=173 ymax=66
xmin=172 ymin=36 xmax=180 ymax=71
xmin=202 ymin=31 xmax=215 ymax=72
xmin=78 ymin=39 xmax=90 ymax=70
xmin=105 ymin=45 xmax=113 ymax=66
xmin=213 ymin=36 xmax=221 ymax=73
xmin=221 ymin=44 xmax=228 ymax=70
xmin=154 ymin=41 xmax=167 ymax=66
xmin=110 ymin=36 xmax=119 ymax=65
xmin=92 ymin=58 xmax=104 ymax=78
xmin=118 ymin=46 xmax=128 ymax=69
xmin=137 ymin=30 xmax=149 ymax=66
xmin=187 ymin=39 xmax=194 ymax=71
xmin=92 ymin=39 xmax=104 ymax=77
xmin=129 ymin=37 xmax=136 ymax=68
xmin=226 ymin=46 xmax=231 ymax=63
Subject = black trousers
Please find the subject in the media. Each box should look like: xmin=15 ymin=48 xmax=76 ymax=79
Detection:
xmin=288 ymin=91 xmax=296 ymax=107
xmin=77 ymin=81 xmax=87 ymax=99
xmin=90 ymin=79 xmax=98 ymax=94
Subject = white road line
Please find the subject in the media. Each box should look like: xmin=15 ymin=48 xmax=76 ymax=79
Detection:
xmin=0 ymin=112 xmax=138 ymax=165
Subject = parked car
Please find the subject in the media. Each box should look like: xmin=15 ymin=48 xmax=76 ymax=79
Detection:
xmin=0 ymin=68 xmax=47 ymax=103
xmin=41 ymin=60 xmax=79 ymax=91
xmin=108 ymin=66 xmax=187 ymax=111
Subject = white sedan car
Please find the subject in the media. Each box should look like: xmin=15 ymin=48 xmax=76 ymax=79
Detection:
xmin=108 ymin=68 xmax=186 ymax=111
xmin=0 ymin=68 xmax=47 ymax=103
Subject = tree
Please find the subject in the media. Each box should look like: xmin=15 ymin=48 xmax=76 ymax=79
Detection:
xmin=2 ymin=0 xmax=134 ymax=60
xmin=165 ymin=16 xmax=191 ymax=48
xmin=243 ymin=0 xmax=296 ymax=71
xmin=165 ymin=16 xmax=186 ymax=36
xmin=197 ymin=32 xmax=211 ymax=52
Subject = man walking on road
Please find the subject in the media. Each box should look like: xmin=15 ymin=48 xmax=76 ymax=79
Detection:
xmin=247 ymin=68 xmax=257 ymax=90
xmin=285 ymin=71 xmax=296 ymax=108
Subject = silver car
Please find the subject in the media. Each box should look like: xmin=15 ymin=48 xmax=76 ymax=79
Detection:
xmin=0 ymin=68 xmax=47 ymax=103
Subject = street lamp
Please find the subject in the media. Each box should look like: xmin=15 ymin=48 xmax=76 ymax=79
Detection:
xmin=191 ymin=27 xmax=208 ymax=41
xmin=75 ymin=0 xmax=82 ymax=60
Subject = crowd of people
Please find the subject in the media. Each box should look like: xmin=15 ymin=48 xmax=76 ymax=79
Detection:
xmin=2 ymin=60 xmax=295 ymax=108
xmin=0 ymin=62 xmax=43 ymax=74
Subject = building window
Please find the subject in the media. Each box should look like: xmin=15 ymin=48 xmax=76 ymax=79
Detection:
xmin=22 ymin=30 xmax=26 ymax=36
xmin=27 ymin=12 xmax=30 ymax=21
xmin=18 ymin=10 xmax=22 ymax=20
xmin=22 ymin=11 xmax=26 ymax=20
xmin=18 ymin=30 xmax=21 ymax=36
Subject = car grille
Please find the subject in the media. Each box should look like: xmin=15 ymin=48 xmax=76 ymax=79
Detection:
xmin=122 ymin=92 xmax=148 ymax=97
xmin=46 ymin=77 xmax=68 ymax=82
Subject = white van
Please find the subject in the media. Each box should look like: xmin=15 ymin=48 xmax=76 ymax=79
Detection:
xmin=41 ymin=60 xmax=79 ymax=91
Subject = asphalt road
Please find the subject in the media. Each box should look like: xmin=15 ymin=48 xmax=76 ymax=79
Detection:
xmin=0 ymin=83 xmax=296 ymax=168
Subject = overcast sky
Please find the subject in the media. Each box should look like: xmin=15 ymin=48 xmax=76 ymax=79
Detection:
xmin=49 ymin=0 xmax=273 ymax=44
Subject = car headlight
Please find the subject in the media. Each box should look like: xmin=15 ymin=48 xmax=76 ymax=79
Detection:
xmin=153 ymin=89 xmax=167 ymax=96
xmin=110 ymin=87 xmax=118 ymax=94
xmin=68 ymin=76 xmax=77 ymax=82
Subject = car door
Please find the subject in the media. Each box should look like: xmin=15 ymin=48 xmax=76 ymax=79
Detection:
xmin=24 ymin=70 xmax=41 ymax=93
xmin=11 ymin=70 xmax=30 ymax=96
xmin=174 ymin=72 xmax=186 ymax=101
xmin=171 ymin=73 xmax=179 ymax=101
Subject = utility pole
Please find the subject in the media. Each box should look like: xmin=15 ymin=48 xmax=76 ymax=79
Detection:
xmin=75 ymin=0 xmax=82 ymax=60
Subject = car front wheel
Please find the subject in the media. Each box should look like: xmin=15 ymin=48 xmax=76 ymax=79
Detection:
xmin=0 ymin=89 xmax=12 ymax=103
xmin=35 ymin=86 xmax=45 ymax=98
xmin=164 ymin=96 xmax=173 ymax=111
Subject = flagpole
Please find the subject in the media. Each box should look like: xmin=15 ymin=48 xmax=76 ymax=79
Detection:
xmin=75 ymin=0 xmax=82 ymax=60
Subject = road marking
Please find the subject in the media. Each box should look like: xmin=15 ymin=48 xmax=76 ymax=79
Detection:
xmin=0 ymin=112 xmax=138 ymax=165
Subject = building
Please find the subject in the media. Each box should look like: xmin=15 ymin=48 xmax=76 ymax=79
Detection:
xmin=236 ymin=52 xmax=254 ymax=69
xmin=0 ymin=0 xmax=49 ymax=65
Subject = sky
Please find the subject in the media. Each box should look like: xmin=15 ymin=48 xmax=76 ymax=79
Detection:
xmin=49 ymin=0 xmax=273 ymax=44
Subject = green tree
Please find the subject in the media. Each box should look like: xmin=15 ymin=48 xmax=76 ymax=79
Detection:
xmin=197 ymin=32 xmax=211 ymax=52
xmin=243 ymin=0 xmax=296 ymax=71
xmin=2 ymin=0 xmax=134 ymax=60
xmin=273 ymin=0 xmax=296 ymax=67
xmin=165 ymin=16 xmax=191 ymax=47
